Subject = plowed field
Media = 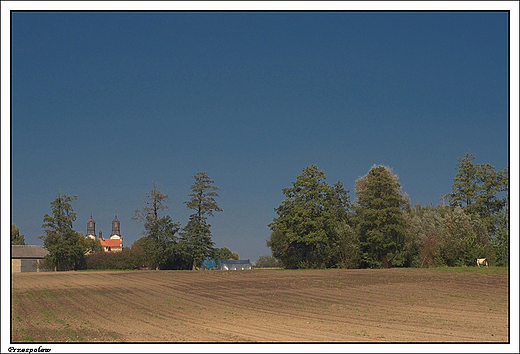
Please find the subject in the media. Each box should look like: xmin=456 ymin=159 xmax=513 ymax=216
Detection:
xmin=11 ymin=268 xmax=508 ymax=342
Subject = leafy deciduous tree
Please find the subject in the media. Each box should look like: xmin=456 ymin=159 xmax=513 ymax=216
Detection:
xmin=39 ymin=192 xmax=84 ymax=271
xmin=492 ymin=224 xmax=509 ymax=266
xmin=268 ymin=165 xmax=351 ymax=269
xmin=438 ymin=206 xmax=492 ymax=266
xmin=407 ymin=204 xmax=445 ymax=268
xmin=213 ymin=247 xmax=238 ymax=261
xmin=11 ymin=224 xmax=26 ymax=245
xmin=449 ymin=152 xmax=508 ymax=236
xmin=79 ymin=236 xmax=103 ymax=255
xmin=255 ymin=254 xmax=279 ymax=268
xmin=330 ymin=220 xmax=360 ymax=269
xmin=132 ymin=183 xmax=181 ymax=270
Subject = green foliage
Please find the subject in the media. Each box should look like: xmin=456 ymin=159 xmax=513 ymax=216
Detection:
xmin=180 ymin=215 xmax=215 ymax=269
xmin=146 ymin=215 xmax=181 ymax=269
xmin=11 ymin=224 xmax=26 ymax=245
xmin=184 ymin=172 xmax=223 ymax=218
xmin=448 ymin=152 xmax=508 ymax=237
xmin=130 ymin=237 xmax=154 ymax=268
xmin=446 ymin=152 xmax=508 ymax=267
xmin=354 ymin=165 xmax=409 ymax=268
xmin=180 ymin=172 xmax=222 ymax=269
xmin=492 ymin=225 xmax=508 ymax=266
xmin=406 ymin=203 xmax=495 ymax=268
xmin=39 ymin=192 xmax=85 ymax=271
xmin=266 ymin=228 xmax=286 ymax=265
xmin=330 ymin=220 xmax=360 ymax=269
xmin=268 ymin=165 xmax=351 ymax=269
xmin=79 ymin=237 xmax=103 ymax=254
xmin=132 ymin=184 xmax=181 ymax=270
xmin=132 ymin=182 xmax=170 ymax=223
xmin=255 ymin=254 xmax=279 ymax=268
xmin=408 ymin=204 xmax=444 ymax=268
xmin=213 ymin=247 xmax=238 ymax=260
xmin=85 ymin=248 xmax=140 ymax=270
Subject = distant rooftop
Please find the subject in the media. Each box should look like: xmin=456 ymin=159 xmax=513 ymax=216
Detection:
xmin=11 ymin=245 xmax=49 ymax=259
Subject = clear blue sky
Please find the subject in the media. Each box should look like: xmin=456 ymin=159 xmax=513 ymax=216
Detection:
xmin=9 ymin=11 xmax=510 ymax=263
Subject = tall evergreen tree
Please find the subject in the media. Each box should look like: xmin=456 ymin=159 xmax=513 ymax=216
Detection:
xmin=39 ymin=191 xmax=84 ymax=271
xmin=354 ymin=165 xmax=409 ymax=268
xmin=184 ymin=172 xmax=223 ymax=218
xmin=180 ymin=172 xmax=222 ymax=269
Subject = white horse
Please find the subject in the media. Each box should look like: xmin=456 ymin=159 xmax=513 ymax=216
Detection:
xmin=475 ymin=258 xmax=488 ymax=267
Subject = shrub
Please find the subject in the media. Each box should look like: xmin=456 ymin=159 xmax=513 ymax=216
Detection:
xmin=85 ymin=248 xmax=140 ymax=270
xmin=255 ymin=254 xmax=279 ymax=268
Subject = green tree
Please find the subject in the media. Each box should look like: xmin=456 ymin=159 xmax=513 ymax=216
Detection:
xmin=132 ymin=183 xmax=181 ymax=270
xmin=266 ymin=228 xmax=286 ymax=266
xmin=255 ymin=254 xmax=279 ymax=268
xmin=449 ymin=152 xmax=479 ymax=210
xmin=184 ymin=172 xmax=223 ymax=219
xmin=492 ymin=224 xmax=509 ymax=266
xmin=353 ymin=165 xmax=409 ymax=268
xmin=85 ymin=248 xmax=140 ymax=270
xmin=213 ymin=247 xmax=238 ymax=260
xmin=39 ymin=191 xmax=84 ymax=271
xmin=11 ymin=224 xmax=26 ymax=245
xmin=180 ymin=172 xmax=222 ymax=269
xmin=267 ymin=165 xmax=351 ymax=269
xmin=330 ymin=220 xmax=360 ymax=269
xmin=407 ymin=204 xmax=445 ymax=268
xmin=79 ymin=236 xmax=103 ymax=255
xmin=132 ymin=183 xmax=171 ymax=224
xmin=438 ymin=207 xmax=492 ymax=267
xmin=131 ymin=237 xmax=156 ymax=269
xmin=449 ymin=152 xmax=508 ymax=236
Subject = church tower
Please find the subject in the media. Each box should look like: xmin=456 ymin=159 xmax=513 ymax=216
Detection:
xmin=86 ymin=212 xmax=96 ymax=239
xmin=110 ymin=213 xmax=122 ymax=240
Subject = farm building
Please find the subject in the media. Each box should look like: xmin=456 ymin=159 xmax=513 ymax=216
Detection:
xmin=11 ymin=245 xmax=49 ymax=273
xmin=201 ymin=257 xmax=217 ymax=270
xmin=218 ymin=259 xmax=251 ymax=270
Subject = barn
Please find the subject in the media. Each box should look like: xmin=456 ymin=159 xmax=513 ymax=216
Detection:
xmin=218 ymin=259 xmax=251 ymax=270
xmin=11 ymin=245 xmax=50 ymax=273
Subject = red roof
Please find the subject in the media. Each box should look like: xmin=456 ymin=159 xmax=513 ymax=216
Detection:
xmin=99 ymin=239 xmax=122 ymax=248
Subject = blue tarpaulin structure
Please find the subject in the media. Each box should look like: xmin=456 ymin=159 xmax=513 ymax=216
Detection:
xmin=218 ymin=259 xmax=251 ymax=270
xmin=201 ymin=257 xmax=217 ymax=270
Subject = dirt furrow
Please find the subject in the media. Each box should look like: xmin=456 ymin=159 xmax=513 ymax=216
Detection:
xmin=11 ymin=269 xmax=509 ymax=342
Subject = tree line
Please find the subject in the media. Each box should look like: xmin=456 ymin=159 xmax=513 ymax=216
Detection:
xmin=15 ymin=152 xmax=508 ymax=271
xmin=267 ymin=152 xmax=508 ymax=269
xmin=27 ymin=172 xmax=233 ymax=271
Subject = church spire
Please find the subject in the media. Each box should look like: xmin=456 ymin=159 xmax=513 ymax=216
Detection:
xmin=111 ymin=212 xmax=120 ymax=237
xmin=86 ymin=211 xmax=96 ymax=238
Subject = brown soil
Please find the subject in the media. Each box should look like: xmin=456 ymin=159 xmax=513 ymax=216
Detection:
xmin=11 ymin=268 xmax=509 ymax=342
